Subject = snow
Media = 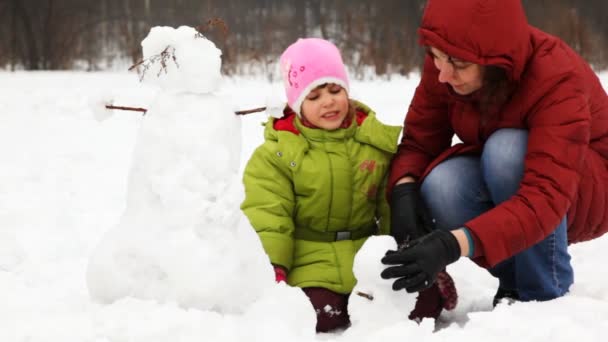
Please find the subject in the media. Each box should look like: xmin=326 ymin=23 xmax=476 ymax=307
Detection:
xmin=0 ymin=65 xmax=607 ymax=341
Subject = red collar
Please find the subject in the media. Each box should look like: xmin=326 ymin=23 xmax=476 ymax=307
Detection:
xmin=273 ymin=107 xmax=368 ymax=135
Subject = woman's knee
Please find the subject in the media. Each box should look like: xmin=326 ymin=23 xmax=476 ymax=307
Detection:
xmin=420 ymin=160 xmax=451 ymax=200
xmin=482 ymin=129 xmax=528 ymax=167
xmin=420 ymin=156 xmax=489 ymax=229
xmin=420 ymin=157 xmax=479 ymax=206
xmin=481 ymin=129 xmax=528 ymax=200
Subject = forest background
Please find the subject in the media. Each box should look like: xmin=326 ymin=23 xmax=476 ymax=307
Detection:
xmin=3 ymin=0 xmax=608 ymax=77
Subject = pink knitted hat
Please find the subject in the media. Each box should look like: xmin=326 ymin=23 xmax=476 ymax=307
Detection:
xmin=279 ymin=38 xmax=349 ymax=116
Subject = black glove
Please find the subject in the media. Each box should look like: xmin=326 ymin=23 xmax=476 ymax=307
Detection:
xmin=380 ymin=229 xmax=461 ymax=293
xmin=390 ymin=182 xmax=434 ymax=245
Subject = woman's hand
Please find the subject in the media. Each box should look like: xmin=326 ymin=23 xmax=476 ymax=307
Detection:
xmin=390 ymin=180 xmax=434 ymax=245
xmin=380 ymin=229 xmax=461 ymax=292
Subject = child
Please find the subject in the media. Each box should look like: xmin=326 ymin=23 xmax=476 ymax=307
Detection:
xmin=241 ymin=38 xmax=453 ymax=332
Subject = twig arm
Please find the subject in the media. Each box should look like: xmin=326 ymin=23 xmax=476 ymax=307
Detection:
xmin=105 ymin=105 xmax=148 ymax=114
xmin=105 ymin=104 xmax=266 ymax=116
xmin=235 ymin=107 xmax=266 ymax=115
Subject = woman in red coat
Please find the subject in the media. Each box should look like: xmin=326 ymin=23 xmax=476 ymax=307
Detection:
xmin=381 ymin=0 xmax=608 ymax=305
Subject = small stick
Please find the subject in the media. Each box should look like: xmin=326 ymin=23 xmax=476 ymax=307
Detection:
xmin=355 ymin=291 xmax=374 ymax=301
xmin=128 ymin=60 xmax=145 ymax=71
xmin=106 ymin=104 xmax=267 ymax=116
xmin=234 ymin=107 xmax=266 ymax=115
xmin=105 ymin=105 xmax=148 ymax=115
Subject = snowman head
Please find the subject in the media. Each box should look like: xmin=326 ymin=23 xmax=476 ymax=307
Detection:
xmin=140 ymin=26 xmax=222 ymax=94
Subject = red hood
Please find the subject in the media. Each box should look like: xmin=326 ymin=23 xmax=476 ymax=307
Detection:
xmin=419 ymin=0 xmax=532 ymax=81
xmin=274 ymin=106 xmax=368 ymax=134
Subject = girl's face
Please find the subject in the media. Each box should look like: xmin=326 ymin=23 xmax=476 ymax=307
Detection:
xmin=428 ymin=47 xmax=485 ymax=95
xmin=300 ymin=83 xmax=349 ymax=130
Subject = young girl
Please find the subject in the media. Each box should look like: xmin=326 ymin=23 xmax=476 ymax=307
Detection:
xmin=241 ymin=38 xmax=455 ymax=332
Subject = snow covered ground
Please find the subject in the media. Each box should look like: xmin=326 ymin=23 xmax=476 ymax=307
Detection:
xmin=0 ymin=70 xmax=607 ymax=341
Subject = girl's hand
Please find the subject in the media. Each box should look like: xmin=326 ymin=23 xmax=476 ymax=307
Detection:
xmin=273 ymin=265 xmax=287 ymax=283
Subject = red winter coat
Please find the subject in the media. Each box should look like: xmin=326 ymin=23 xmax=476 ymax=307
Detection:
xmin=389 ymin=0 xmax=608 ymax=267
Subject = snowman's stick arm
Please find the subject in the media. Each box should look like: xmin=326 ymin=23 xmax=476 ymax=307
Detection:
xmin=105 ymin=104 xmax=266 ymax=116
xmin=105 ymin=105 xmax=148 ymax=115
xmin=234 ymin=107 xmax=266 ymax=115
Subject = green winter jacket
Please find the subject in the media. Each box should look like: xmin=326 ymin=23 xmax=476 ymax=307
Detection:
xmin=241 ymin=101 xmax=402 ymax=293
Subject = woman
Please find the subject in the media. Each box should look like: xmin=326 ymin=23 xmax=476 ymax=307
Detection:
xmin=381 ymin=0 xmax=608 ymax=305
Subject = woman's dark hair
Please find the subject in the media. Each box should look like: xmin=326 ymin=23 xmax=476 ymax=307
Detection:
xmin=478 ymin=66 xmax=515 ymax=119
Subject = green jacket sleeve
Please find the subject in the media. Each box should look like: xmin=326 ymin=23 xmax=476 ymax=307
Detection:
xmin=241 ymin=144 xmax=295 ymax=270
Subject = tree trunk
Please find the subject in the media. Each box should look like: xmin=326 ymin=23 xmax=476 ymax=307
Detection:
xmin=13 ymin=0 xmax=39 ymax=70
xmin=10 ymin=0 xmax=17 ymax=70
xmin=42 ymin=0 xmax=55 ymax=69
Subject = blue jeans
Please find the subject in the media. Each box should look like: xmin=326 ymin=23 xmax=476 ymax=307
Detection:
xmin=420 ymin=129 xmax=573 ymax=301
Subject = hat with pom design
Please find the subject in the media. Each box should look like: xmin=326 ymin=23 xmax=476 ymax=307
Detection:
xmin=279 ymin=38 xmax=349 ymax=116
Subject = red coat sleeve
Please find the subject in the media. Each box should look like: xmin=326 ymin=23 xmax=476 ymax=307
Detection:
xmin=388 ymin=56 xmax=454 ymax=192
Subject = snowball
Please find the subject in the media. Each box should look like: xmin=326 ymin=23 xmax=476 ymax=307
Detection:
xmin=349 ymin=235 xmax=419 ymax=329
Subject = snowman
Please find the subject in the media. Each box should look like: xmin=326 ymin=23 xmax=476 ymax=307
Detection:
xmin=86 ymin=26 xmax=275 ymax=314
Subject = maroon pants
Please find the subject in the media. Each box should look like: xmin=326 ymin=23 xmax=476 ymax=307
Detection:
xmin=302 ymin=287 xmax=350 ymax=332
xmin=303 ymin=284 xmax=443 ymax=332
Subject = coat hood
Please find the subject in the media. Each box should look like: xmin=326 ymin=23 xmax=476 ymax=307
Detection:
xmin=419 ymin=0 xmax=532 ymax=81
